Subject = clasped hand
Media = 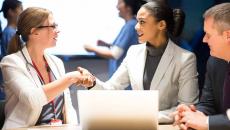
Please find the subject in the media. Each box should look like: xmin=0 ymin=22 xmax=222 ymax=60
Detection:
xmin=77 ymin=67 xmax=96 ymax=87
xmin=172 ymin=104 xmax=208 ymax=130
xmin=66 ymin=67 xmax=95 ymax=88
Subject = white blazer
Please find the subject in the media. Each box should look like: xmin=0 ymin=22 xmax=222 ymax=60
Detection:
xmin=0 ymin=46 xmax=78 ymax=130
xmin=94 ymin=39 xmax=199 ymax=123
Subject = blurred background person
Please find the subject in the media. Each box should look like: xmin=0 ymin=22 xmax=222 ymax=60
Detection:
xmin=84 ymin=0 xmax=146 ymax=78
xmin=0 ymin=19 xmax=2 ymax=47
xmin=0 ymin=19 xmax=3 ymax=100
xmin=0 ymin=0 xmax=23 ymax=57
xmin=0 ymin=0 xmax=22 ymax=101
xmin=171 ymin=8 xmax=192 ymax=52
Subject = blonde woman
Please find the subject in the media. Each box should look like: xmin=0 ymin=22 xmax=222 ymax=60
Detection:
xmin=0 ymin=7 xmax=94 ymax=129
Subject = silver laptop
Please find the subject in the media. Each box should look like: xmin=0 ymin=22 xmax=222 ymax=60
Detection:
xmin=77 ymin=90 xmax=159 ymax=130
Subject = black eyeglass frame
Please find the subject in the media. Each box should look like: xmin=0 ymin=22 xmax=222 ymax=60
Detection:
xmin=37 ymin=23 xmax=58 ymax=29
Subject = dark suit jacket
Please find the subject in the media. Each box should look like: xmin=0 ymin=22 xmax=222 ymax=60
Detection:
xmin=196 ymin=56 xmax=230 ymax=130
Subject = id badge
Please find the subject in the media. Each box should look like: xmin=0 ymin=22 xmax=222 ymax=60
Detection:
xmin=50 ymin=118 xmax=62 ymax=126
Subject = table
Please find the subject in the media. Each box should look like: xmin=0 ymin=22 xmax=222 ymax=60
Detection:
xmin=7 ymin=124 xmax=180 ymax=130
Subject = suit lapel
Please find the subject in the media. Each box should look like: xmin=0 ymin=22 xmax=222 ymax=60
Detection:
xmin=150 ymin=40 xmax=174 ymax=89
xmin=21 ymin=47 xmax=61 ymax=87
xmin=21 ymin=46 xmax=43 ymax=87
xmin=134 ymin=44 xmax=147 ymax=90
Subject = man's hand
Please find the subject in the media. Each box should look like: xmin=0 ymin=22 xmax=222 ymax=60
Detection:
xmin=173 ymin=104 xmax=208 ymax=130
xmin=180 ymin=110 xmax=208 ymax=130
xmin=173 ymin=104 xmax=192 ymax=130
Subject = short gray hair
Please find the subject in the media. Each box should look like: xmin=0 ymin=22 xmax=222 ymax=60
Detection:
xmin=203 ymin=3 xmax=230 ymax=33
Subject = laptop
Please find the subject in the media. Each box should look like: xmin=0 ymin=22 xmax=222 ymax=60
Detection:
xmin=77 ymin=90 xmax=159 ymax=130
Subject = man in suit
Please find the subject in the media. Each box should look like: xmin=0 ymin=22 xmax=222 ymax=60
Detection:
xmin=173 ymin=3 xmax=230 ymax=130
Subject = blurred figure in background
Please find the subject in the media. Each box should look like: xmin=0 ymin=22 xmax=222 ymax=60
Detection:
xmin=171 ymin=8 xmax=193 ymax=52
xmin=0 ymin=0 xmax=22 ymax=101
xmin=0 ymin=0 xmax=23 ymax=57
xmin=0 ymin=20 xmax=2 ymax=46
xmin=85 ymin=0 xmax=146 ymax=78
xmin=0 ymin=19 xmax=3 ymax=100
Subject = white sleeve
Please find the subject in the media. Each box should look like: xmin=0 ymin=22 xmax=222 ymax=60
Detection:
xmin=92 ymin=47 xmax=132 ymax=90
xmin=110 ymin=46 xmax=124 ymax=60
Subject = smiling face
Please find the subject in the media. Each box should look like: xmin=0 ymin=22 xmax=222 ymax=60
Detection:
xmin=135 ymin=7 xmax=162 ymax=44
xmin=203 ymin=17 xmax=230 ymax=61
xmin=41 ymin=15 xmax=59 ymax=48
xmin=32 ymin=14 xmax=59 ymax=49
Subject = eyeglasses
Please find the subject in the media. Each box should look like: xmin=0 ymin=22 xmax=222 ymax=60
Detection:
xmin=37 ymin=23 xmax=58 ymax=29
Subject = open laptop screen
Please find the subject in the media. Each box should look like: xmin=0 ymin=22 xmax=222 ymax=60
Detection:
xmin=77 ymin=90 xmax=158 ymax=130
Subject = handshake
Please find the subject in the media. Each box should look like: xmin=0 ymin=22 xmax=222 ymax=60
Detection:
xmin=66 ymin=67 xmax=96 ymax=88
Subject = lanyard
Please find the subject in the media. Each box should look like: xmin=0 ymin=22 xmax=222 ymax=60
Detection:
xmin=32 ymin=60 xmax=51 ymax=83
xmin=32 ymin=59 xmax=58 ymax=119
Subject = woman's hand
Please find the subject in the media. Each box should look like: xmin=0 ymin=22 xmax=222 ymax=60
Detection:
xmin=77 ymin=67 xmax=96 ymax=88
xmin=65 ymin=69 xmax=95 ymax=88
xmin=65 ymin=71 xmax=83 ymax=84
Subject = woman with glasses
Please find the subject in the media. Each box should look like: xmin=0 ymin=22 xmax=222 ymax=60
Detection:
xmin=0 ymin=7 xmax=95 ymax=130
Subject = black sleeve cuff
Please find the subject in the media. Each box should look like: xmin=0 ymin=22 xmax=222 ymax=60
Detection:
xmin=87 ymin=80 xmax=96 ymax=90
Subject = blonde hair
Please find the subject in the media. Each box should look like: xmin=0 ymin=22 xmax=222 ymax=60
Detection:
xmin=7 ymin=7 xmax=52 ymax=54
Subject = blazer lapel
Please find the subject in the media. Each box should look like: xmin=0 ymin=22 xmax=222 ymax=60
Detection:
xmin=134 ymin=44 xmax=147 ymax=90
xmin=150 ymin=40 xmax=174 ymax=89
xmin=21 ymin=46 xmax=43 ymax=87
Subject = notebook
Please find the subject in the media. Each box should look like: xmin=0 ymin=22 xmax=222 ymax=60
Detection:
xmin=77 ymin=90 xmax=159 ymax=130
